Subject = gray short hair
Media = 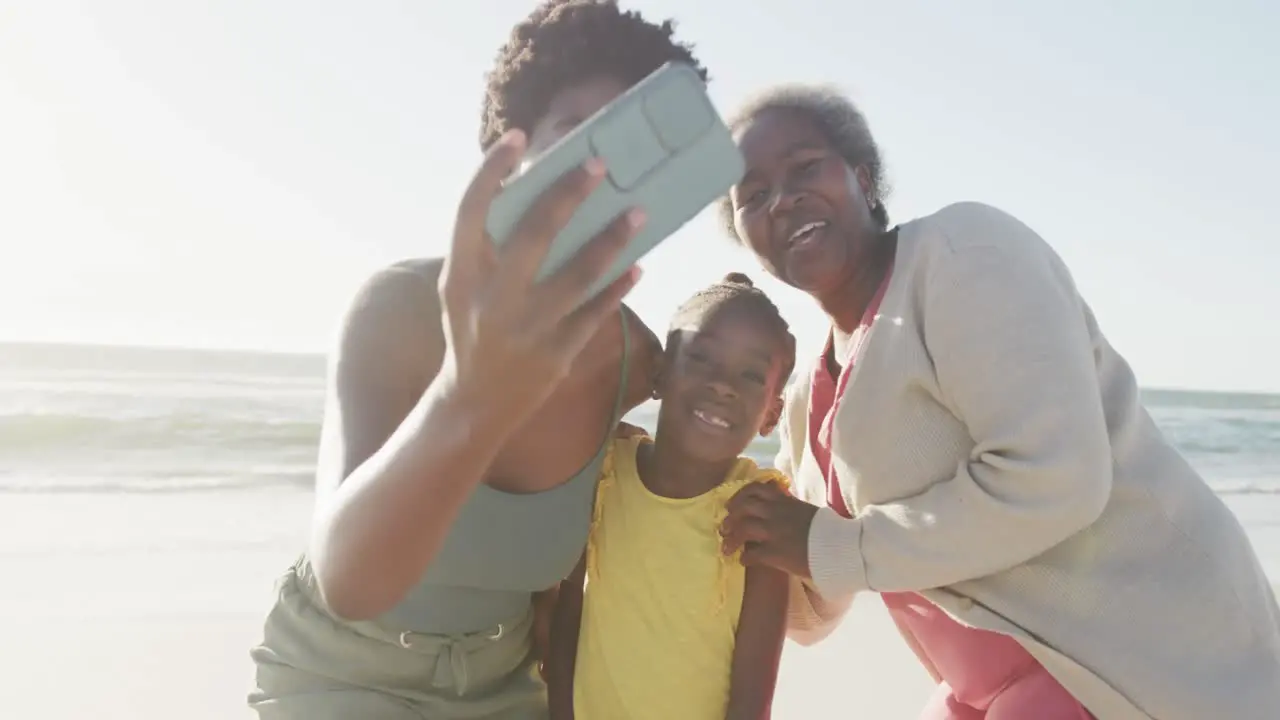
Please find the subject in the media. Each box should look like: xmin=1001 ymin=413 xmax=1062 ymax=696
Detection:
xmin=718 ymin=84 xmax=890 ymax=240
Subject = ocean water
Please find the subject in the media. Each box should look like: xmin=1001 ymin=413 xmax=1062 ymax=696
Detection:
xmin=3 ymin=340 xmax=1279 ymax=503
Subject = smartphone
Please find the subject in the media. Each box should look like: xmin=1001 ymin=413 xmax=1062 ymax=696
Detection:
xmin=486 ymin=62 xmax=745 ymax=303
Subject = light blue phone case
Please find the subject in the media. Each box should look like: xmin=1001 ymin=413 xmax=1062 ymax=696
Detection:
xmin=485 ymin=62 xmax=745 ymax=303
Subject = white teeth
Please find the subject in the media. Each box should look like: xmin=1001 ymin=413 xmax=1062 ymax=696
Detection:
xmin=693 ymin=409 xmax=730 ymax=429
xmin=788 ymin=221 xmax=827 ymax=245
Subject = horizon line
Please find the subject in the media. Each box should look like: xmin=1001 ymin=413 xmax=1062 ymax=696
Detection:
xmin=2 ymin=337 xmax=1276 ymax=398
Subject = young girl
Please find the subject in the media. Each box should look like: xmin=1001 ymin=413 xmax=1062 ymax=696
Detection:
xmin=546 ymin=274 xmax=798 ymax=720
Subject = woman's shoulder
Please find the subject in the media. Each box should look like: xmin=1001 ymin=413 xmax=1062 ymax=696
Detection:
xmin=388 ymin=256 xmax=446 ymax=282
xmin=333 ymin=258 xmax=445 ymax=385
xmin=895 ymin=202 xmax=1071 ymax=298
xmin=569 ymin=303 xmax=659 ymax=409
xmin=346 ymin=258 xmax=444 ymax=320
xmin=905 ymin=202 xmax=1058 ymax=262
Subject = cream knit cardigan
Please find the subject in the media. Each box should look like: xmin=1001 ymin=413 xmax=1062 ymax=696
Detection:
xmin=779 ymin=202 xmax=1280 ymax=719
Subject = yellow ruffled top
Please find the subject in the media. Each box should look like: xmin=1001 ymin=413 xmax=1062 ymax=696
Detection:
xmin=574 ymin=435 xmax=790 ymax=719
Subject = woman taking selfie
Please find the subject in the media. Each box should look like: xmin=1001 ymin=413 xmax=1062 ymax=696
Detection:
xmin=718 ymin=85 xmax=1280 ymax=719
xmin=248 ymin=3 xmax=705 ymax=717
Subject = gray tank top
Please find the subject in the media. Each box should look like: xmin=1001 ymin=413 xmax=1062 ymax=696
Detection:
xmin=379 ymin=313 xmax=631 ymax=635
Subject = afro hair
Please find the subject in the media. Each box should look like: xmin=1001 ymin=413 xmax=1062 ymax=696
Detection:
xmin=479 ymin=0 xmax=707 ymax=150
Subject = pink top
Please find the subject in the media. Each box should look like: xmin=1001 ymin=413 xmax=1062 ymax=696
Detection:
xmin=805 ymin=268 xmax=1089 ymax=714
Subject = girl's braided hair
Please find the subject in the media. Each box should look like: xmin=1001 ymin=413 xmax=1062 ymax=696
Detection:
xmin=667 ymin=273 xmax=796 ymax=383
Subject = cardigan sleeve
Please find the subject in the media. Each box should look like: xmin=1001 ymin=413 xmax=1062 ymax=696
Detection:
xmin=771 ymin=386 xmax=854 ymax=645
xmin=807 ymin=204 xmax=1114 ymax=599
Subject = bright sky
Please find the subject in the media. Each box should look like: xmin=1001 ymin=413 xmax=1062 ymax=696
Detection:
xmin=2 ymin=0 xmax=1277 ymax=393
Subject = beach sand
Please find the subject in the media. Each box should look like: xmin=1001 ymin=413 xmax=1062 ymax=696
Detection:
xmin=2 ymin=488 xmax=1273 ymax=720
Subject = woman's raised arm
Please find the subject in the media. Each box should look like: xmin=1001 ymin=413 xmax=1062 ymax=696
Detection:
xmin=308 ymin=131 xmax=646 ymax=620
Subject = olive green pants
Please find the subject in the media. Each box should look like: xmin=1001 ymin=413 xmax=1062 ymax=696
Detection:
xmin=249 ymin=561 xmax=547 ymax=719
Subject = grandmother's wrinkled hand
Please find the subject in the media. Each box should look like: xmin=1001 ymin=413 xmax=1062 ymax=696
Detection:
xmin=719 ymin=481 xmax=819 ymax=580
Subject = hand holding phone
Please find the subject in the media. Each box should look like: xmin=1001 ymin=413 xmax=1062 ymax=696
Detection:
xmin=437 ymin=130 xmax=646 ymax=435
xmin=486 ymin=62 xmax=745 ymax=304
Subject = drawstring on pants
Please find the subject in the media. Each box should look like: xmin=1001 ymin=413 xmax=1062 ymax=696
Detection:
xmin=400 ymin=622 xmax=506 ymax=697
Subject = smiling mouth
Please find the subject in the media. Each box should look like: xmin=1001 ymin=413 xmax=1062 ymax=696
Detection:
xmin=787 ymin=221 xmax=829 ymax=249
xmin=693 ymin=408 xmax=732 ymax=431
